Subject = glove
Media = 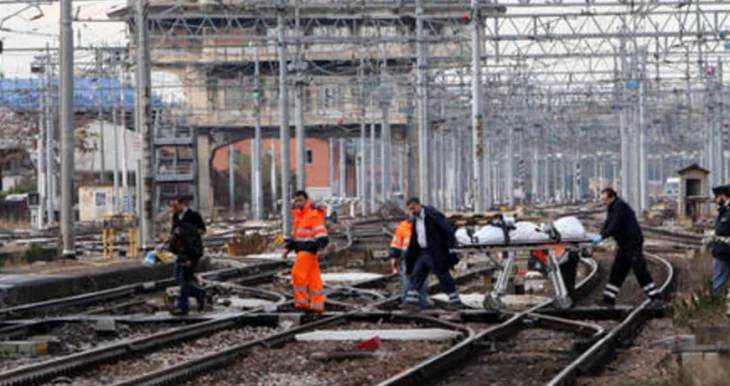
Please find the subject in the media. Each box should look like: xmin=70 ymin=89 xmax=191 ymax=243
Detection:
xmin=591 ymin=235 xmax=602 ymax=244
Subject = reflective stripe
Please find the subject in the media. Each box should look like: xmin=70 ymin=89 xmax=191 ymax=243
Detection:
xmin=648 ymin=289 xmax=661 ymax=297
xmin=310 ymin=290 xmax=325 ymax=296
xmin=295 ymin=299 xmax=309 ymax=304
xmin=603 ymin=291 xmax=617 ymax=298
xmin=293 ymin=228 xmax=317 ymax=234
xmin=293 ymin=287 xmax=308 ymax=292
xmin=315 ymin=234 xmax=329 ymax=240
xmin=606 ymin=284 xmax=620 ymax=293
xmin=643 ymin=283 xmax=656 ymax=291
xmin=312 ymin=225 xmax=326 ymax=232
xmin=309 ymin=303 xmax=324 ymax=309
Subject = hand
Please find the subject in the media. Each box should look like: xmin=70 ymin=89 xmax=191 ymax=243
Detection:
xmin=282 ymin=250 xmax=290 ymax=260
xmin=591 ymin=235 xmax=602 ymax=244
xmin=389 ymin=258 xmax=399 ymax=273
xmin=317 ymin=250 xmax=325 ymax=259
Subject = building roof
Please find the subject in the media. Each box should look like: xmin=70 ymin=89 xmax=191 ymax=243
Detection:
xmin=677 ymin=163 xmax=710 ymax=175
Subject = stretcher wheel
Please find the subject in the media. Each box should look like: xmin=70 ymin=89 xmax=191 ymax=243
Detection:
xmin=553 ymin=295 xmax=573 ymax=310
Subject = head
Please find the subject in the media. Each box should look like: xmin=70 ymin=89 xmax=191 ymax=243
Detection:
xmin=294 ymin=190 xmax=309 ymax=210
xmin=599 ymin=188 xmax=617 ymax=207
xmin=406 ymin=197 xmax=423 ymax=217
xmin=169 ymin=195 xmax=188 ymax=214
xmin=714 ymin=186 xmax=730 ymax=206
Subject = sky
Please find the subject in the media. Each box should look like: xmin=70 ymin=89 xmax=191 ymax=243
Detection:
xmin=0 ymin=0 xmax=128 ymax=78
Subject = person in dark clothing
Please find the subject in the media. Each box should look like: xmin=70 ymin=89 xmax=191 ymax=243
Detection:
xmin=593 ymin=188 xmax=662 ymax=307
xmin=168 ymin=196 xmax=207 ymax=315
xmin=711 ymin=185 xmax=730 ymax=295
xmin=402 ymin=197 xmax=463 ymax=311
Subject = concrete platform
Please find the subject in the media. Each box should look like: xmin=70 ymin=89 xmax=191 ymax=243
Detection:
xmin=295 ymin=328 xmax=461 ymax=342
xmin=0 ymin=260 xmax=181 ymax=306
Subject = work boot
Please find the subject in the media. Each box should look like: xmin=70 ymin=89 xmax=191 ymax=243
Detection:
xmin=646 ymin=298 xmax=664 ymax=310
xmin=170 ymin=308 xmax=189 ymax=316
xmin=196 ymin=292 xmax=207 ymax=312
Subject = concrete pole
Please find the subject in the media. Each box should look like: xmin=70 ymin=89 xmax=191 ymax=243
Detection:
xmin=543 ymin=155 xmax=549 ymax=202
xmin=112 ymin=73 xmax=120 ymax=213
xmin=36 ymin=69 xmax=46 ymax=229
xmin=277 ymin=0 xmax=292 ymax=234
xmin=532 ymin=152 xmax=538 ymax=203
xmin=96 ymin=49 xmax=106 ymax=184
xmin=717 ymin=58 xmax=724 ymax=185
xmin=252 ymin=45 xmax=263 ymax=220
xmin=416 ymin=0 xmax=430 ymax=203
xmin=270 ymin=144 xmax=277 ymax=214
xmin=228 ymin=144 xmax=235 ymax=212
xmin=120 ymin=67 xmax=128 ymax=212
xmin=60 ymin=0 xmax=75 ymax=257
xmin=294 ymin=1 xmax=306 ymax=191
xmin=339 ymin=138 xmax=346 ymax=197
xmin=135 ymin=0 xmax=154 ymax=249
xmin=359 ymin=59 xmax=367 ymax=216
xmin=507 ymin=126 xmax=514 ymax=207
xmin=471 ymin=0 xmax=485 ymax=212
xmin=370 ymin=119 xmax=376 ymax=213
xmin=380 ymin=50 xmax=391 ymax=202
xmin=329 ymin=137 xmax=335 ymax=197
xmin=639 ymin=52 xmax=648 ymax=212
xmin=45 ymin=46 xmax=55 ymax=224
xmin=406 ymin=89 xmax=415 ymax=200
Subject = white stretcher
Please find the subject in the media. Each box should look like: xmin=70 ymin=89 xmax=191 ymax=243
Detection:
xmin=453 ymin=217 xmax=594 ymax=310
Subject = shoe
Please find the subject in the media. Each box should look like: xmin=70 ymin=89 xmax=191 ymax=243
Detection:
xmin=646 ymin=299 xmax=664 ymax=310
xmin=196 ymin=292 xmax=207 ymax=312
xmin=170 ymin=308 xmax=189 ymax=316
xmin=594 ymin=299 xmax=615 ymax=309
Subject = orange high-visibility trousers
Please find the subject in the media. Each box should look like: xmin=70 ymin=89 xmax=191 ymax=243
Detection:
xmin=292 ymin=251 xmax=325 ymax=312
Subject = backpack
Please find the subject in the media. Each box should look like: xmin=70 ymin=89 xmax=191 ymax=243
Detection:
xmin=172 ymin=223 xmax=204 ymax=260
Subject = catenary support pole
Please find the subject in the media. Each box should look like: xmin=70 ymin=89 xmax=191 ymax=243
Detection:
xmin=135 ymin=0 xmax=154 ymax=250
xmin=96 ymin=48 xmax=106 ymax=184
xmin=329 ymin=138 xmax=335 ymax=197
xmin=294 ymin=0 xmax=306 ymax=191
xmin=339 ymin=137 xmax=346 ymax=197
xmin=252 ymin=45 xmax=263 ymax=220
xmin=37 ymin=67 xmax=46 ymax=229
xmin=277 ymin=0 xmax=292 ymax=234
xmin=370 ymin=118 xmax=376 ymax=213
xmin=639 ymin=50 xmax=648 ymax=212
xmin=229 ymin=144 xmax=235 ymax=212
xmin=112 ymin=74 xmax=120 ymax=213
xmin=60 ymin=0 xmax=75 ymax=257
xmin=45 ymin=45 xmax=55 ymax=225
xmin=471 ymin=0 xmax=485 ymax=212
xmin=120 ymin=67 xmax=128 ymax=212
xmin=416 ymin=0 xmax=430 ymax=203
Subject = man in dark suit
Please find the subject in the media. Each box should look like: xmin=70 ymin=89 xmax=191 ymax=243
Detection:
xmin=168 ymin=196 xmax=207 ymax=315
xmin=402 ymin=197 xmax=463 ymax=311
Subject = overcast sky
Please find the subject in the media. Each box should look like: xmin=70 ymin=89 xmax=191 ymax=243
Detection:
xmin=0 ymin=1 xmax=127 ymax=78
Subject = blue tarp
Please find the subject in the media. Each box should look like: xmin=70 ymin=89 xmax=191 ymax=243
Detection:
xmin=0 ymin=78 xmax=165 ymax=112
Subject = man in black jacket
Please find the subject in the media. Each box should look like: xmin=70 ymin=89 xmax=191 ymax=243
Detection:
xmin=402 ymin=197 xmax=463 ymax=310
xmin=594 ymin=188 xmax=662 ymax=307
xmin=711 ymin=185 xmax=730 ymax=295
xmin=168 ymin=196 xmax=207 ymax=316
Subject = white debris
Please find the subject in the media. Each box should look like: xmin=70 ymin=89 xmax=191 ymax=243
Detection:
xmin=295 ymin=329 xmax=460 ymax=342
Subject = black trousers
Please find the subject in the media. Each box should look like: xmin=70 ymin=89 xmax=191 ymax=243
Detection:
xmin=603 ymin=244 xmax=659 ymax=303
xmin=559 ymin=250 xmax=579 ymax=298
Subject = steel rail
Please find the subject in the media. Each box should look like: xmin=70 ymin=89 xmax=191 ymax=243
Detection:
xmin=546 ymin=252 xmax=675 ymax=386
xmin=106 ymin=312 xmax=474 ymax=386
xmin=376 ymin=256 xmax=600 ymax=386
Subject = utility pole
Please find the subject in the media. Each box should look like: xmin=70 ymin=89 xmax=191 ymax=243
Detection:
xmin=135 ymin=0 xmax=154 ymax=250
xmin=471 ymin=0 xmax=484 ymax=212
xmin=120 ymin=67 xmax=128 ymax=211
xmin=294 ymin=0 xmax=306 ymax=191
xmin=380 ymin=50 xmax=391 ymax=202
xmin=112 ymin=67 xmax=120 ymax=213
xmin=277 ymin=0 xmax=292 ymax=235
xmin=60 ymin=0 xmax=75 ymax=258
xmin=329 ymin=137 xmax=335 ymax=198
xmin=638 ymin=50 xmax=648 ymax=212
xmin=252 ymin=44 xmax=263 ymax=220
xmin=370 ymin=113 xmax=376 ymax=214
xmin=95 ymin=48 xmax=106 ymax=184
xmin=507 ymin=126 xmax=514 ymax=207
xmin=45 ymin=45 xmax=55 ymax=224
xmin=339 ymin=138 xmax=346 ymax=198
xmin=270 ymin=144 xmax=277 ymax=214
xmin=415 ymin=0 xmax=430 ymax=203
xmin=406 ymin=85 xmax=415 ymax=200
xmin=36 ymin=60 xmax=46 ymax=229
xmin=229 ymin=144 xmax=235 ymax=212
xmin=359 ymin=58 xmax=367 ymax=216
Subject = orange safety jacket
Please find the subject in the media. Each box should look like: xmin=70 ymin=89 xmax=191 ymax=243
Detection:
xmin=389 ymin=220 xmax=412 ymax=259
xmin=531 ymin=244 xmax=568 ymax=265
xmin=286 ymin=200 xmax=329 ymax=254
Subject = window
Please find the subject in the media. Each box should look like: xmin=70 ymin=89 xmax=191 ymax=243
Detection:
xmin=306 ymin=149 xmax=313 ymax=165
xmin=95 ymin=192 xmax=107 ymax=207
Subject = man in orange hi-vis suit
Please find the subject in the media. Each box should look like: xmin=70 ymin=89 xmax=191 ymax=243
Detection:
xmin=282 ymin=190 xmax=329 ymax=312
xmin=389 ymin=220 xmax=428 ymax=307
